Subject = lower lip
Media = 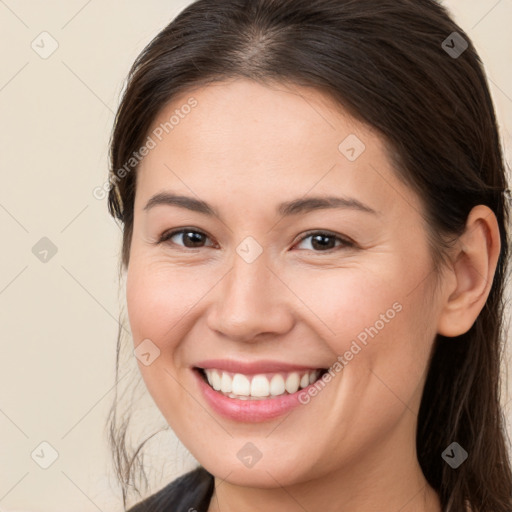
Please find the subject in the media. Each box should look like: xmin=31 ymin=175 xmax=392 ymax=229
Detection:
xmin=193 ymin=368 xmax=321 ymax=422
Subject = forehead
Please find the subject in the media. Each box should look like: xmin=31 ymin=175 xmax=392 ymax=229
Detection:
xmin=136 ymin=79 xmax=420 ymax=219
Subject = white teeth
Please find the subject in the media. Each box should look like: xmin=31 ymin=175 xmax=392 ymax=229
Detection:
xmin=285 ymin=372 xmax=300 ymax=394
xmin=270 ymin=374 xmax=285 ymax=396
xmin=220 ymin=372 xmax=232 ymax=393
xmin=232 ymin=373 xmax=251 ymax=396
xmin=250 ymin=375 xmax=270 ymax=397
xmin=211 ymin=370 xmax=221 ymax=391
xmin=203 ymin=368 xmax=322 ymax=399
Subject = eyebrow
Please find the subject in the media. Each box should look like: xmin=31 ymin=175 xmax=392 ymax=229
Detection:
xmin=143 ymin=191 xmax=379 ymax=217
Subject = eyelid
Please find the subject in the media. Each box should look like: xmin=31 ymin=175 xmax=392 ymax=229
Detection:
xmin=157 ymin=227 xmax=217 ymax=247
xmin=294 ymin=229 xmax=355 ymax=249
xmin=157 ymin=227 xmax=356 ymax=252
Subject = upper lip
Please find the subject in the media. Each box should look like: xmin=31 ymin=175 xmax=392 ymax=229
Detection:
xmin=194 ymin=359 xmax=327 ymax=374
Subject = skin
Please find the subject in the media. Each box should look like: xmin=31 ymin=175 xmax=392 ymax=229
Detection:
xmin=125 ymin=78 xmax=500 ymax=512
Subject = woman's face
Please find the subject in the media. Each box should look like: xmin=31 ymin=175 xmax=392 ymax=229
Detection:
xmin=126 ymin=79 xmax=446 ymax=487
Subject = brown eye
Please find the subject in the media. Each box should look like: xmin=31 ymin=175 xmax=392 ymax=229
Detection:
xmin=294 ymin=231 xmax=355 ymax=252
xmin=157 ymin=228 xmax=354 ymax=253
xmin=158 ymin=229 xmax=214 ymax=249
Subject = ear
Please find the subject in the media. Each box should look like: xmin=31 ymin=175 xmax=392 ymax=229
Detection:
xmin=437 ymin=204 xmax=501 ymax=337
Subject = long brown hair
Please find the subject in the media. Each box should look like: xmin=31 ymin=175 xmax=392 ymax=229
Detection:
xmin=105 ymin=1 xmax=512 ymax=510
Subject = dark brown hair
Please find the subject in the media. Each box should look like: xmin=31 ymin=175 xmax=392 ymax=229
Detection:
xmin=105 ymin=1 xmax=512 ymax=510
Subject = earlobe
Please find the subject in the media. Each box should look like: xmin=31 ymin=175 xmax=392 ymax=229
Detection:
xmin=437 ymin=205 xmax=501 ymax=337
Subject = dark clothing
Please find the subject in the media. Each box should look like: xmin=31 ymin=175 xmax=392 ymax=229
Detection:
xmin=126 ymin=465 xmax=215 ymax=512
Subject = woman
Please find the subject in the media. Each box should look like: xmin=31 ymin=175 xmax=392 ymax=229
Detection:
xmin=105 ymin=0 xmax=512 ymax=511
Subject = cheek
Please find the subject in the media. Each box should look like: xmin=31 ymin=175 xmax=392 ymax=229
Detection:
xmin=291 ymin=269 xmax=434 ymax=437
xmin=125 ymin=258 xmax=214 ymax=348
xmin=125 ymin=260 xmax=201 ymax=409
xmin=288 ymin=265 xmax=401 ymax=341
xmin=126 ymin=266 xmax=169 ymax=342
xmin=288 ymin=262 xmax=434 ymax=374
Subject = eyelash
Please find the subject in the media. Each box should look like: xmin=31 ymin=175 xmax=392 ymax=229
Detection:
xmin=156 ymin=228 xmax=356 ymax=253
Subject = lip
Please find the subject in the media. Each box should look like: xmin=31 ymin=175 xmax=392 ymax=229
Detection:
xmin=192 ymin=367 xmax=325 ymax=422
xmin=194 ymin=358 xmax=326 ymax=375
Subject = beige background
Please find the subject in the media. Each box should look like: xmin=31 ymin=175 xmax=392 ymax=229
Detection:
xmin=0 ymin=1 xmax=511 ymax=511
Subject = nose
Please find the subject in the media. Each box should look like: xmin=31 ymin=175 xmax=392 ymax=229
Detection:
xmin=206 ymin=251 xmax=295 ymax=343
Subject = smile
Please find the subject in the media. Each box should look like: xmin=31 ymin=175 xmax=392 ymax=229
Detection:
xmin=196 ymin=367 xmax=328 ymax=400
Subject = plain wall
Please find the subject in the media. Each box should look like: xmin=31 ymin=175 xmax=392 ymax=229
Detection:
xmin=0 ymin=1 xmax=511 ymax=511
